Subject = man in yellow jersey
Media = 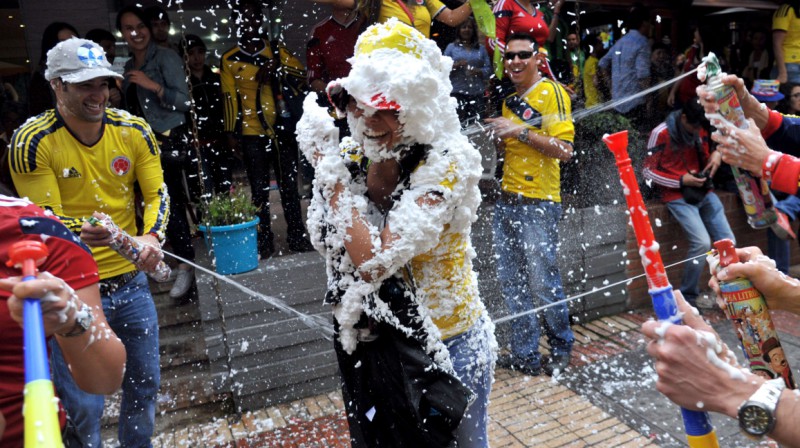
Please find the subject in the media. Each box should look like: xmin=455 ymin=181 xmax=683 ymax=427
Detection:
xmin=486 ymin=33 xmax=574 ymax=377
xmin=773 ymin=2 xmax=800 ymax=84
xmin=9 ymin=38 xmax=167 ymax=447
xmin=221 ymin=0 xmax=313 ymax=258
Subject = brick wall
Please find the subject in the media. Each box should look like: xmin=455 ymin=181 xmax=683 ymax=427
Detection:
xmin=625 ymin=191 xmax=800 ymax=308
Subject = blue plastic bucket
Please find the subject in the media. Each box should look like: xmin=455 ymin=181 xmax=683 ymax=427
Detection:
xmin=198 ymin=217 xmax=260 ymax=275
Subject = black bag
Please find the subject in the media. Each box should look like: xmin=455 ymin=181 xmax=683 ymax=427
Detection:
xmin=335 ymin=274 xmax=475 ymax=448
xmin=680 ymin=171 xmax=713 ymax=205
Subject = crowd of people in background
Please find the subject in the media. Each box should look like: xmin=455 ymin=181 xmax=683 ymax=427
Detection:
xmin=5 ymin=0 xmax=800 ymax=446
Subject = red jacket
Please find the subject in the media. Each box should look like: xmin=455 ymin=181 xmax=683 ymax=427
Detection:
xmin=643 ymin=119 xmax=711 ymax=203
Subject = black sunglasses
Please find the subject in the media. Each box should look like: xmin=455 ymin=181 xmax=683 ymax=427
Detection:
xmin=504 ymin=51 xmax=534 ymax=61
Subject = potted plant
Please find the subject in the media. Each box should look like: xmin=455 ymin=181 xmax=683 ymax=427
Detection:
xmin=198 ymin=187 xmax=260 ymax=275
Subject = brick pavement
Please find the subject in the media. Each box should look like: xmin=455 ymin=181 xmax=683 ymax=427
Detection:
xmin=150 ymin=311 xmax=667 ymax=447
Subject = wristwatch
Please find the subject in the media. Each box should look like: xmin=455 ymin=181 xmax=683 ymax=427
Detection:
xmin=517 ymin=128 xmax=530 ymax=144
xmin=737 ymin=378 xmax=785 ymax=438
xmin=57 ymin=302 xmax=95 ymax=338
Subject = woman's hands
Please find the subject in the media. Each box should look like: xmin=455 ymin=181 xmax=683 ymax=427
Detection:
xmin=125 ymin=70 xmax=162 ymax=97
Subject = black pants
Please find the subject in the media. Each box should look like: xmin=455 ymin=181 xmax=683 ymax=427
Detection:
xmin=239 ymin=135 xmax=306 ymax=250
xmin=158 ymin=130 xmax=196 ymax=261
xmin=196 ymin=138 xmax=233 ymax=197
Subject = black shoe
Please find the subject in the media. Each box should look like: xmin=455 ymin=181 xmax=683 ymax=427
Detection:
xmin=542 ymin=354 xmax=570 ymax=377
xmin=288 ymin=238 xmax=315 ymax=253
xmin=259 ymin=241 xmax=274 ymax=260
xmin=497 ymin=356 xmax=541 ymax=376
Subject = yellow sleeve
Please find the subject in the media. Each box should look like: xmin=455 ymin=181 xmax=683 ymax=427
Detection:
xmin=427 ymin=0 xmax=446 ymax=17
xmin=134 ymin=123 xmax=170 ymax=241
xmin=774 ymin=4 xmax=794 ymax=32
xmin=279 ymin=46 xmax=307 ymax=80
xmin=542 ymin=82 xmax=575 ymax=143
xmin=8 ymin=126 xmax=83 ymax=233
xmin=220 ymin=52 xmax=239 ymax=133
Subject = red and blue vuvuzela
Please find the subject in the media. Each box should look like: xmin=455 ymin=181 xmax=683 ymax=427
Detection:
xmin=603 ymin=131 xmax=720 ymax=448
xmin=7 ymin=240 xmax=63 ymax=447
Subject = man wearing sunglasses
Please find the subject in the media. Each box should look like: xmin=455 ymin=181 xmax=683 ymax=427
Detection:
xmin=485 ymin=33 xmax=575 ymax=377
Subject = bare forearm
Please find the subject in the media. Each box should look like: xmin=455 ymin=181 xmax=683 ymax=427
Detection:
xmin=436 ymin=2 xmax=472 ymax=27
xmin=774 ymin=32 xmax=787 ymax=71
xmin=56 ymin=286 xmax=126 ymax=394
xmin=527 ymin=131 xmax=573 ymax=161
xmin=57 ymin=331 xmax=126 ymax=394
xmin=718 ymin=387 xmax=800 ymax=448
xmin=740 ymin=90 xmax=770 ymax=129
xmin=770 ymin=392 xmax=800 ymax=448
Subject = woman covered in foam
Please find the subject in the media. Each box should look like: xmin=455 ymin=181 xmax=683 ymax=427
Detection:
xmin=297 ymin=19 xmax=496 ymax=447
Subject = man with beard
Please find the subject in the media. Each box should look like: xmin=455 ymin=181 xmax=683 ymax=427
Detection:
xmin=9 ymin=38 xmax=167 ymax=447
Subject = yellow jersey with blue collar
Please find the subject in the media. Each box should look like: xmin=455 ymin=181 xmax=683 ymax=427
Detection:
xmin=9 ymin=108 xmax=169 ymax=279
xmin=501 ymin=78 xmax=574 ymax=202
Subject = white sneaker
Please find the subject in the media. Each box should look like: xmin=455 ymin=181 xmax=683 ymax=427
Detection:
xmin=169 ymin=267 xmax=195 ymax=299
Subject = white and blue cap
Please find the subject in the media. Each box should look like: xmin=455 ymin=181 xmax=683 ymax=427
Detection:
xmin=45 ymin=37 xmax=122 ymax=83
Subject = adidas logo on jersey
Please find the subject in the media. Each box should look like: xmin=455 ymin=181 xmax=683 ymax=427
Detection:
xmin=63 ymin=167 xmax=82 ymax=178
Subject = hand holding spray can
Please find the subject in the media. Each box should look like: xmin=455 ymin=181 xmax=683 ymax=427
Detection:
xmin=87 ymin=214 xmax=172 ymax=282
xmin=703 ymin=52 xmax=778 ymax=229
xmin=712 ymin=239 xmax=796 ymax=389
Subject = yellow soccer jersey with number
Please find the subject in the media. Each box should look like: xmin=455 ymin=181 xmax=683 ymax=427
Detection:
xmin=378 ymin=0 xmax=446 ymax=38
xmin=9 ymin=109 xmax=169 ymax=279
xmin=501 ymin=78 xmax=574 ymax=202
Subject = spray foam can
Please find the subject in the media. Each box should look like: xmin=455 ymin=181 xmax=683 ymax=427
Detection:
xmin=704 ymin=52 xmax=777 ymax=229
xmin=88 ymin=215 xmax=172 ymax=282
xmin=713 ymin=239 xmax=795 ymax=388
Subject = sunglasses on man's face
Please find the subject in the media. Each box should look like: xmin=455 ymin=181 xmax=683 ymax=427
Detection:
xmin=504 ymin=51 xmax=534 ymax=61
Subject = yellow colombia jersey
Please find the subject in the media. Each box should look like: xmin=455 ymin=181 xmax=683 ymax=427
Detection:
xmin=9 ymin=109 xmax=169 ymax=279
xmin=408 ymin=164 xmax=481 ymax=340
xmin=220 ymin=40 xmax=306 ymax=136
xmin=774 ymin=4 xmax=800 ymax=64
xmin=501 ymin=78 xmax=574 ymax=202
xmin=379 ymin=0 xmax=446 ymax=38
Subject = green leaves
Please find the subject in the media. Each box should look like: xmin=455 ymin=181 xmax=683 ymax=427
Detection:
xmin=201 ymin=187 xmax=259 ymax=227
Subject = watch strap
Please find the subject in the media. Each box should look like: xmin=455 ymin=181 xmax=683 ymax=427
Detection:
xmin=56 ymin=302 xmax=94 ymax=338
xmin=750 ymin=378 xmax=785 ymax=413
xmin=517 ymin=128 xmax=529 ymax=144
xmin=738 ymin=378 xmax=785 ymax=437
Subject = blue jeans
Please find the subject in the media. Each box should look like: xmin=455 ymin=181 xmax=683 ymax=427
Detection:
xmin=768 ymin=195 xmax=800 ymax=274
xmin=51 ymin=272 xmax=160 ymax=447
xmin=493 ymin=199 xmax=574 ymax=366
xmin=445 ymin=316 xmax=495 ymax=448
xmin=666 ymin=193 xmax=735 ymax=302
